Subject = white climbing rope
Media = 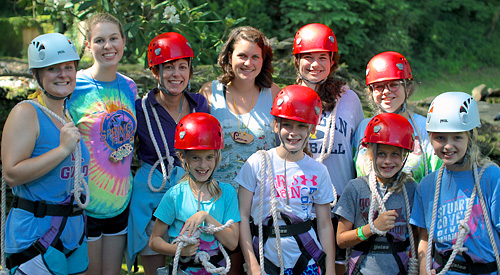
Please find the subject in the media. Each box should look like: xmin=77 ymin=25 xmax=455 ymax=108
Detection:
xmin=367 ymin=170 xmax=394 ymax=236
xmin=141 ymin=96 xmax=174 ymax=192
xmin=366 ymin=168 xmax=418 ymax=274
xmin=426 ymin=163 xmax=500 ymax=275
xmin=21 ymin=100 xmax=89 ymax=209
xmin=402 ymin=182 xmax=418 ymax=275
xmin=171 ymin=219 xmax=234 ymax=275
xmin=1 ymin=172 xmax=9 ymax=274
xmin=257 ymin=150 xmax=284 ymax=275
xmin=315 ymin=103 xmax=338 ymax=164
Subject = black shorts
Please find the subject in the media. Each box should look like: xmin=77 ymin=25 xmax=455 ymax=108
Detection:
xmin=312 ymin=214 xmax=347 ymax=263
xmin=86 ymin=206 xmax=129 ymax=238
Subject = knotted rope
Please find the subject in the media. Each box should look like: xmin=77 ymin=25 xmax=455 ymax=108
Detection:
xmin=171 ymin=220 xmax=234 ymax=275
xmin=426 ymin=163 xmax=500 ymax=275
xmin=257 ymin=150 xmax=284 ymax=275
xmin=366 ymin=169 xmax=418 ymax=274
xmin=141 ymin=96 xmax=174 ymax=192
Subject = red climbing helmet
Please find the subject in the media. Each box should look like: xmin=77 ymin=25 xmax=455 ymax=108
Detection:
xmin=365 ymin=51 xmax=412 ymax=85
xmin=362 ymin=113 xmax=415 ymax=151
xmin=271 ymin=85 xmax=322 ymax=125
xmin=175 ymin=113 xmax=224 ymax=150
xmin=147 ymin=32 xmax=194 ymax=68
xmin=293 ymin=23 xmax=338 ymax=55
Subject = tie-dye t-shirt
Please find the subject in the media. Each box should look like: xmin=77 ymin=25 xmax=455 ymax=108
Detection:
xmin=68 ymin=70 xmax=137 ymax=219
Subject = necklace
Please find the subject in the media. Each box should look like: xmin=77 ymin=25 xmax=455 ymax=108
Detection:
xmin=90 ymin=70 xmax=133 ymax=163
xmin=229 ymin=85 xmax=255 ymax=144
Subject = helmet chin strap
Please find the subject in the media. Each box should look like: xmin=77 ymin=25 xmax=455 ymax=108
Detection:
xmin=157 ymin=59 xmax=192 ymax=96
xmin=372 ymin=144 xmax=410 ymax=184
xmin=34 ymin=70 xmax=69 ymax=100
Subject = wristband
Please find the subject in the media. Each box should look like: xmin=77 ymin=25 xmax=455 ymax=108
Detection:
xmin=356 ymin=226 xmax=367 ymax=241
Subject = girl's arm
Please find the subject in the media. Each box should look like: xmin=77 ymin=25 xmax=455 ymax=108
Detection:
xmin=238 ymin=187 xmax=261 ymax=275
xmin=180 ymin=211 xmax=240 ymax=251
xmin=315 ymin=203 xmax=336 ymax=275
xmin=1 ymin=104 xmax=81 ymax=187
xmin=417 ymin=227 xmax=431 ymax=275
xmin=149 ymin=219 xmax=199 ymax=257
xmin=337 ymin=210 xmax=398 ymax=249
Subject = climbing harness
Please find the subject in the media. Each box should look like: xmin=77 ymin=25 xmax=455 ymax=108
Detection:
xmin=0 ymin=100 xmax=89 ymax=273
xmin=426 ymin=163 xmax=500 ymax=275
xmin=351 ymin=170 xmax=418 ymax=275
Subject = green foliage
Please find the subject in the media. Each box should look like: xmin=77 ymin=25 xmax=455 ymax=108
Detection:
xmin=15 ymin=0 xmax=245 ymax=67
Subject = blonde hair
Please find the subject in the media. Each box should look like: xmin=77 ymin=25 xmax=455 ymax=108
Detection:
xmin=429 ymin=129 xmax=491 ymax=169
xmin=177 ymin=150 xmax=222 ymax=201
xmin=366 ymin=144 xmax=414 ymax=193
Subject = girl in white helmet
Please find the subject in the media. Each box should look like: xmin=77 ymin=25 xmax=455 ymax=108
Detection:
xmin=410 ymin=92 xmax=500 ymax=275
xmin=2 ymin=33 xmax=90 ymax=275
xmin=66 ymin=13 xmax=137 ymax=275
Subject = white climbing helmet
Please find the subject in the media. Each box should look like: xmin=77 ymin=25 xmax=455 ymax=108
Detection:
xmin=28 ymin=33 xmax=80 ymax=69
xmin=426 ymin=91 xmax=481 ymax=132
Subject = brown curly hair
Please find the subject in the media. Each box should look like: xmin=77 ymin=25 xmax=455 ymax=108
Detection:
xmin=217 ymin=26 xmax=274 ymax=89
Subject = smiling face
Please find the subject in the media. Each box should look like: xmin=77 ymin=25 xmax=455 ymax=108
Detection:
xmin=298 ymin=51 xmax=331 ymax=86
xmin=86 ymin=22 xmax=125 ymax=69
xmin=38 ymin=61 xmax=77 ymax=98
xmin=154 ymin=59 xmax=190 ymax=95
xmin=372 ymin=144 xmax=404 ymax=184
xmin=230 ymin=39 xmax=263 ymax=82
xmin=183 ymin=150 xmax=217 ymax=182
xmin=430 ymin=131 xmax=469 ymax=171
xmin=372 ymin=80 xmax=406 ymax=112
xmin=274 ymin=118 xmax=313 ymax=154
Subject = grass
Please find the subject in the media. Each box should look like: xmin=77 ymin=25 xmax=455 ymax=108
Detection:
xmin=411 ymin=67 xmax=500 ymax=101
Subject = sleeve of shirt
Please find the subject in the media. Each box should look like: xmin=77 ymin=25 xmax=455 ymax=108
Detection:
xmin=195 ymin=93 xmax=210 ymax=113
xmin=234 ymin=152 xmax=260 ymax=193
xmin=154 ymin=187 xmax=176 ymax=225
xmin=334 ymin=180 xmax=358 ymax=223
xmin=484 ymin=166 xmax=500 ymax=232
xmin=409 ymin=181 xmax=426 ymax=229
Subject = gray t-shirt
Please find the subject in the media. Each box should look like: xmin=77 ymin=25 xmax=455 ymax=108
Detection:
xmin=334 ymin=176 xmax=417 ymax=275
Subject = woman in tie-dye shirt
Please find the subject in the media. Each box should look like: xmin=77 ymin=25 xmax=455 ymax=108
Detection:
xmin=68 ymin=12 xmax=137 ymax=275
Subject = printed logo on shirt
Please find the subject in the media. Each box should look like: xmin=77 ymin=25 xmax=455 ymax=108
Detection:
xmin=436 ymin=197 xmax=484 ymax=243
xmin=309 ymin=115 xmax=350 ymax=155
xmin=60 ymin=152 xmax=89 ymax=180
xmin=100 ymin=109 xmax=136 ymax=150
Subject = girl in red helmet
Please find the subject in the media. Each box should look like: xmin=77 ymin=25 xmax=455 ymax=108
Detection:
xmin=354 ymin=51 xmax=441 ymax=184
xmin=126 ymin=32 xmax=209 ymax=274
xmin=335 ymin=113 xmax=418 ymax=275
xmin=237 ymin=85 xmax=336 ymax=275
xmin=293 ymin=23 xmax=365 ymax=274
xmin=150 ymin=113 xmax=240 ymax=275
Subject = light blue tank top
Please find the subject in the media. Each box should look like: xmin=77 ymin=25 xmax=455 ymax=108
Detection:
xmin=6 ymin=102 xmax=90 ymax=253
xmin=210 ymin=80 xmax=275 ymax=187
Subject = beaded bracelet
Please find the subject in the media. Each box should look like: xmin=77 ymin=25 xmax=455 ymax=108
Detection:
xmin=356 ymin=226 xmax=367 ymax=241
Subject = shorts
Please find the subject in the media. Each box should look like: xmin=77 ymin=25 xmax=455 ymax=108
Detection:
xmin=13 ymin=242 xmax=88 ymax=275
xmin=138 ymin=220 xmax=168 ymax=256
xmin=87 ymin=206 xmax=129 ymax=240
xmin=311 ymin=214 xmax=346 ymax=264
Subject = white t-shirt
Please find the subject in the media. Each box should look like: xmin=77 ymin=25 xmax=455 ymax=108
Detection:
xmin=235 ymin=148 xmax=334 ymax=268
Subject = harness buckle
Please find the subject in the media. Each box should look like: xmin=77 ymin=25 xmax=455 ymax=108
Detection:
xmin=34 ymin=200 xmax=47 ymax=218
